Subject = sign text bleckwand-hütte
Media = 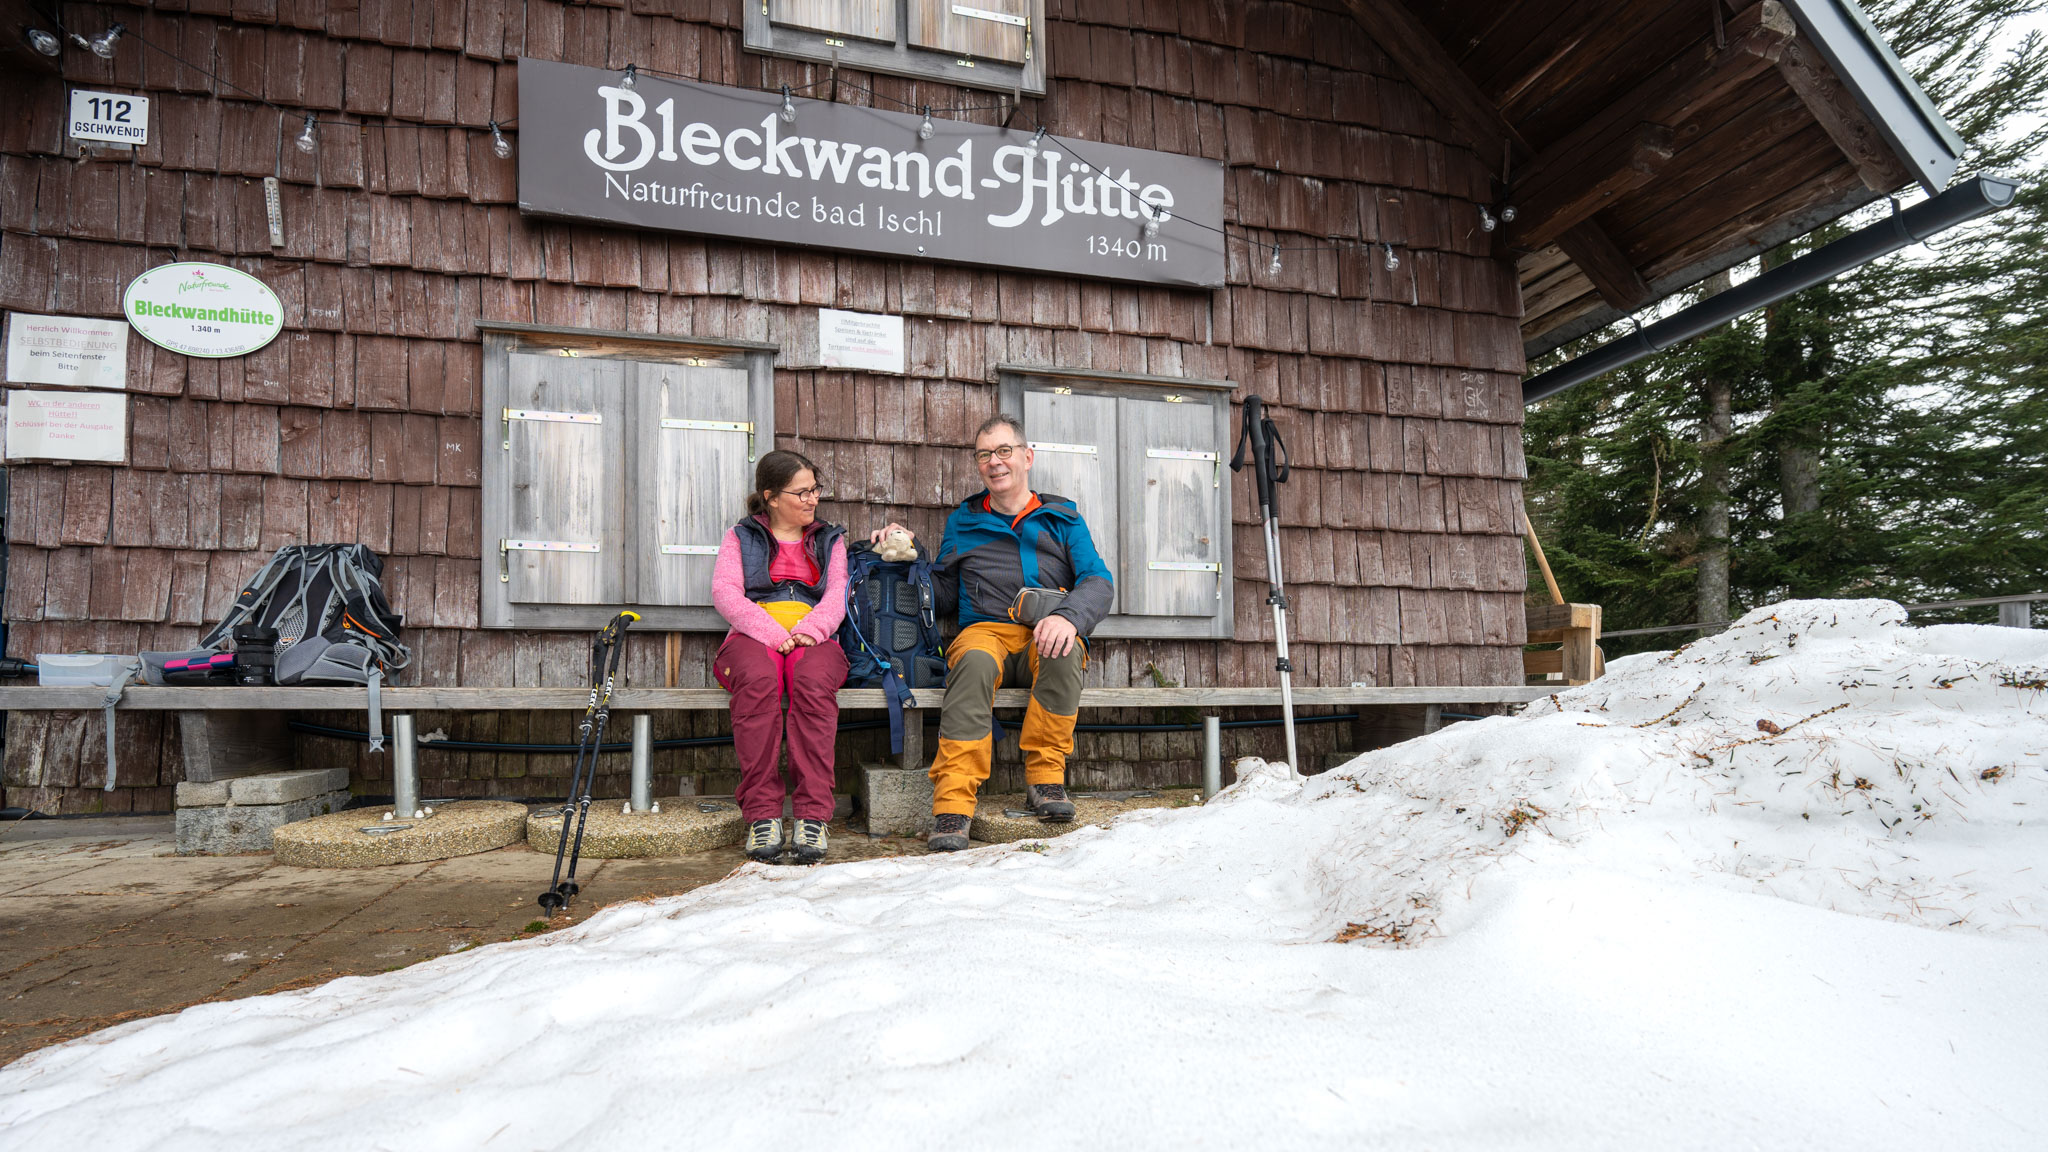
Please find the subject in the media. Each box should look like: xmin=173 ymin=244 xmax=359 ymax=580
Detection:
xmin=516 ymin=59 xmax=1226 ymax=289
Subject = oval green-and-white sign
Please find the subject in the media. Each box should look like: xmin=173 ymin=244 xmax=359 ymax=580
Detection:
xmin=122 ymin=262 xmax=284 ymax=358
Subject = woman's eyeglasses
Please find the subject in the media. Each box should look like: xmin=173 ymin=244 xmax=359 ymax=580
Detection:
xmin=778 ymin=486 xmax=826 ymax=502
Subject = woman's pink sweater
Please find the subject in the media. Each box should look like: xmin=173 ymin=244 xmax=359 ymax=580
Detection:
xmin=711 ymin=526 xmax=849 ymax=649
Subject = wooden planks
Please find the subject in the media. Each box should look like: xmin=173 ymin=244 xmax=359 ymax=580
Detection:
xmin=1119 ymin=395 xmax=1225 ymax=616
xmin=502 ymin=352 xmax=625 ymax=604
xmin=632 ymin=362 xmax=751 ymax=607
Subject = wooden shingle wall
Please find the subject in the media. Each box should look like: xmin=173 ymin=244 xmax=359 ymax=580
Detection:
xmin=0 ymin=0 xmax=1527 ymax=812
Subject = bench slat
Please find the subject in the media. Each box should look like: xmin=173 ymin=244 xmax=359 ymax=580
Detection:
xmin=0 ymin=685 xmax=1553 ymax=711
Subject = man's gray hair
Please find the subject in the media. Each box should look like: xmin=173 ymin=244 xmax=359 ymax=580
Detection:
xmin=974 ymin=413 xmax=1025 ymax=443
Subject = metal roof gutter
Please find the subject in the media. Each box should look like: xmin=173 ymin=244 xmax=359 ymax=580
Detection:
xmin=1781 ymin=0 xmax=1967 ymax=194
xmin=1521 ymin=174 xmax=2019 ymax=406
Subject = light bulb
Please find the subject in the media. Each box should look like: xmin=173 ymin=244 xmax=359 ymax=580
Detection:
xmin=89 ymin=22 xmax=124 ymax=59
xmin=1143 ymin=214 xmax=1159 ymax=239
xmin=1382 ymin=242 xmax=1399 ymax=272
xmin=27 ymin=28 xmax=60 ymax=56
xmin=918 ymin=107 xmax=935 ymax=141
xmin=620 ymin=64 xmax=637 ymax=90
xmin=1024 ymin=125 xmax=1046 ymax=158
xmin=1267 ymin=243 xmax=1282 ymax=275
xmin=490 ymin=121 xmax=512 ymax=159
xmin=1500 ymin=204 xmax=1517 ymax=223
xmin=780 ymin=85 xmax=796 ymax=124
xmin=1478 ymin=205 xmax=1496 ymax=232
xmin=295 ymin=114 xmax=317 ymax=154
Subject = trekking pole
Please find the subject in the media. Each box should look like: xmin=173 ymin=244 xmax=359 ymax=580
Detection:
xmin=539 ymin=610 xmax=638 ymax=915
xmin=1229 ymin=395 xmax=1298 ymax=775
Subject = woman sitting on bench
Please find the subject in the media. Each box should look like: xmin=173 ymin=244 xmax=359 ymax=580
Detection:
xmin=711 ymin=450 xmax=850 ymax=865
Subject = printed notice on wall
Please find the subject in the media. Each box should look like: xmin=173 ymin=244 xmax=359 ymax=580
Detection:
xmin=818 ymin=309 xmax=905 ymax=375
xmin=3 ymin=389 xmax=128 ymax=462
xmin=4 ymin=313 xmax=130 ymax=390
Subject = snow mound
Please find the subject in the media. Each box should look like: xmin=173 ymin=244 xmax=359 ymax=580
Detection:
xmin=1309 ymin=597 xmax=2048 ymax=941
xmin=2 ymin=599 xmax=2044 ymax=1151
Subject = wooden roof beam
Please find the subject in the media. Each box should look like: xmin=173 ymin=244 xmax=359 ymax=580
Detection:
xmin=1775 ymin=33 xmax=1915 ymax=193
xmin=1507 ymin=1 xmax=1797 ymax=249
xmin=1555 ymin=220 xmax=1651 ymax=310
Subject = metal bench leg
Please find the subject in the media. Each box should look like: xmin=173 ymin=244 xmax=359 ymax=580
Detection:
xmin=1202 ymin=715 xmax=1221 ymax=801
xmin=390 ymin=714 xmax=418 ymax=819
xmin=629 ymin=713 xmax=652 ymax=811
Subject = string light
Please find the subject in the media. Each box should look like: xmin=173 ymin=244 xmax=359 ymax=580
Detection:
xmin=1267 ymin=243 xmax=1282 ymax=275
xmin=918 ymin=106 xmax=935 ymax=141
xmin=620 ymin=63 xmax=637 ymax=90
xmin=1024 ymin=125 xmax=1046 ymax=158
xmin=1478 ymin=205 xmax=1497 ymax=232
xmin=780 ymin=85 xmax=797 ymax=124
xmin=90 ymin=22 xmax=125 ymax=59
xmin=1500 ymin=205 xmax=1517 ymax=223
xmin=1382 ymin=243 xmax=1399 ymax=271
xmin=490 ymin=121 xmax=512 ymax=159
xmin=1143 ymin=213 xmax=1160 ymax=239
xmin=295 ymin=113 xmax=317 ymax=154
xmin=27 ymin=28 xmax=60 ymax=56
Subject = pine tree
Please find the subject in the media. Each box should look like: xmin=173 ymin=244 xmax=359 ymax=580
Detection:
xmin=1523 ymin=0 xmax=2048 ymax=652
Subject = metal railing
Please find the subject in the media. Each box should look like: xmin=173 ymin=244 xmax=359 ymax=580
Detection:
xmin=1599 ymin=593 xmax=2045 ymax=639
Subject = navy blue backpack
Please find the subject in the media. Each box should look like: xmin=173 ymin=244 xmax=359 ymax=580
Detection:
xmin=837 ymin=541 xmax=948 ymax=753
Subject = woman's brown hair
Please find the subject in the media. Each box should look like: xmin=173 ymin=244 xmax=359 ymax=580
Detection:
xmin=746 ymin=449 xmax=822 ymax=518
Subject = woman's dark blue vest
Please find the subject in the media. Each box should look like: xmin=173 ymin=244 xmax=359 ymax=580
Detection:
xmin=733 ymin=516 xmax=843 ymax=606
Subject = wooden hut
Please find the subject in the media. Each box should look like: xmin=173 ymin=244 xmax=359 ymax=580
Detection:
xmin=0 ymin=0 xmax=1961 ymax=811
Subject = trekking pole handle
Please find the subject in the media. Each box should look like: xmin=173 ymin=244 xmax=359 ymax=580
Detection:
xmin=1229 ymin=394 xmax=1288 ymax=515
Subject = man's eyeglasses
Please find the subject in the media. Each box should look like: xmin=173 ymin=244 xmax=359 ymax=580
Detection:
xmin=972 ymin=443 xmax=1027 ymax=465
xmin=779 ymin=486 xmax=825 ymax=502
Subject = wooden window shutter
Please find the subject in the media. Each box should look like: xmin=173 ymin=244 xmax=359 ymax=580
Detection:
xmin=769 ymin=0 xmax=897 ymax=44
xmin=501 ymin=353 xmax=626 ymax=605
xmin=908 ymin=0 xmax=1032 ymax=65
xmin=1023 ymin=389 xmax=1119 ymax=613
xmin=633 ymin=362 xmax=755 ymax=607
xmin=1117 ymin=396 xmax=1223 ymax=616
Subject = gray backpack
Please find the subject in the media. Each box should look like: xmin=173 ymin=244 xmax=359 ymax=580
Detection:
xmin=142 ymin=545 xmax=411 ymax=748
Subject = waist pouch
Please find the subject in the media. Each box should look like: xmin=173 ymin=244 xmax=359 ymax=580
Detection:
xmin=141 ymin=650 xmax=238 ymax=686
xmin=1008 ymin=587 xmax=1069 ymax=626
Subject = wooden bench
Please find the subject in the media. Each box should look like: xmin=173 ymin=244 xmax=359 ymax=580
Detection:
xmin=0 ymin=684 xmax=1553 ymax=832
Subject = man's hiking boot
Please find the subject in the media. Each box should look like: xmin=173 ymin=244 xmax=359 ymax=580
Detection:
xmin=791 ymin=818 xmax=829 ymax=864
xmin=743 ymin=819 xmax=785 ymax=863
xmin=928 ymin=812 xmax=971 ymax=852
xmin=1025 ymin=783 xmax=1076 ymax=823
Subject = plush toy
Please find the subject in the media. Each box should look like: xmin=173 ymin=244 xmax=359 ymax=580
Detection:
xmin=877 ymin=528 xmax=918 ymax=562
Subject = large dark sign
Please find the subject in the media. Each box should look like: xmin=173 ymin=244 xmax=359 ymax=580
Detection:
xmin=516 ymin=59 xmax=1226 ymax=289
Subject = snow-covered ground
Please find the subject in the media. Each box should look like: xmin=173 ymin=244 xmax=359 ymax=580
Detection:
xmin=4 ymin=600 xmax=2045 ymax=1150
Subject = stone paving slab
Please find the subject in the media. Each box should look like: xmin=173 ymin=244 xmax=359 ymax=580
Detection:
xmin=0 ymin=813 xmax=957 ymax=1069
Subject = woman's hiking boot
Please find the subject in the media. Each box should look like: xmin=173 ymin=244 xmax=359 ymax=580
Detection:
xmin=928 ymin=812 xmax=971 ymax=852
xmin=743 ymin=818 xmax=785 ymax=863
xmin=1025 ymin=783 xmax=1076 ymax=822
xmin=791 ymin=818 xmax=829 ymax=864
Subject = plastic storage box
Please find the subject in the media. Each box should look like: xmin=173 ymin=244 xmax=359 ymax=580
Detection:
xmin=37 ymin=654 xmax=126 ymax=687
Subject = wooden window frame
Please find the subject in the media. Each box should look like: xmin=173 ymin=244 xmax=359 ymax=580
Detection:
xmin=995 ymin=364 xmax=1236 ymax=640
xmin=744 ymin=0 xmax=1048 ymax=97
xmin=478 ymin=321 xmax=778 ymax=631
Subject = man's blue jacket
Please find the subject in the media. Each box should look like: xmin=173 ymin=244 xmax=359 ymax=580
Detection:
xmin=933 ymin=490 xmax=1114 ymax=635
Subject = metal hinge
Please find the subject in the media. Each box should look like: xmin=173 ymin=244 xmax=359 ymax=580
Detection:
xmin=502 ymin=408 xmax=601 ymax=450
xmin=1148 ymin=447 xmax=1221 ymax=487
xmin=1031 ymin=441 xmax=1097 ymax=455
xmin=498 ymin=539 xmax=600 ymax=583
xmin=660 ymin=417 xmax=756 ymax=462
xmin=659 ymin=544 xmax=720 ymax=556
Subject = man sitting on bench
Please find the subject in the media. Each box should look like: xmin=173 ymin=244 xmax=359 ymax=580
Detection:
xmin=871 ymin=414 xmax=1115 ymax=851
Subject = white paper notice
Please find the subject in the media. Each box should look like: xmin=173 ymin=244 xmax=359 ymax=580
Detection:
xmin=4 ymin=390 xmax=128 ymax=462
xmin=4 ymin=313 xmax=130 ymax=390
xmin=818 ymin=308 xmax=906 ymax=374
